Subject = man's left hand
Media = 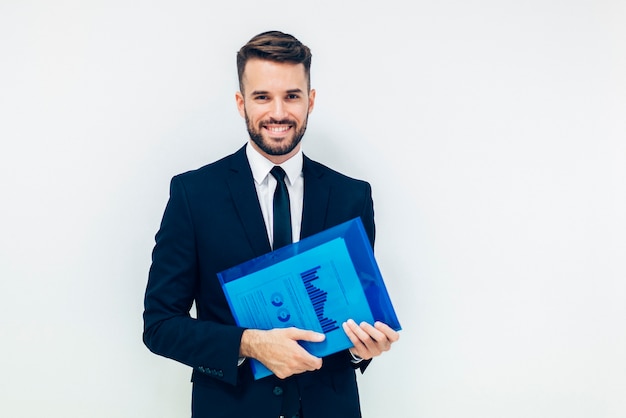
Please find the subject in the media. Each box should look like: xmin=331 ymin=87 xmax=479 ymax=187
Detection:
xmin=342 ymin=319 xmax=400 ymax=361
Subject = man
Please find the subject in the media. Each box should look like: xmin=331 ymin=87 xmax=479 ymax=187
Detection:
xmin=143 ymin=30 xmax=399 ymax=418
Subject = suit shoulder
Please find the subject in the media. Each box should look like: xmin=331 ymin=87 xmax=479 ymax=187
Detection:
xmin=171 ymin=148 xmax=245 ymax=187
xmin=304 ymin=157 xmax=371 ymax=188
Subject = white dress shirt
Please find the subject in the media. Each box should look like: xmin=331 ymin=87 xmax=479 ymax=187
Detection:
xmin=245 ymin=142 xmax=304 ymax=248
xmin=241 ymin=142 xmax=363 ymax=366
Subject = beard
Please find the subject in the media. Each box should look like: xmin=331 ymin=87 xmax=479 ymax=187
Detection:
xmin=245 ymin=111 xmax=309 ymax=156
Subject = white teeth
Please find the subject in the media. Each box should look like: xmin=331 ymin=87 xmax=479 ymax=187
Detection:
xmin=267 ymin=126 xmax=290 ymax=132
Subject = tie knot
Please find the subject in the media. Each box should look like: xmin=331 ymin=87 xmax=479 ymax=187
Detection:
xmin=270 ymin=166 xmax=287 ymax=184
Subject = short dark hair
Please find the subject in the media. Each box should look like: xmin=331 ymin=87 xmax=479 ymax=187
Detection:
xmin=236 ymin=31 xmax=312 ymax=93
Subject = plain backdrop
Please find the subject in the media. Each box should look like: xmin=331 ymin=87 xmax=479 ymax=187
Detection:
xmin=1 ymin=1 xmax=625 ymax=417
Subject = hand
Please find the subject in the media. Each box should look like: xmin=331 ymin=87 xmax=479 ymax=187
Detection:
xmin=240 ymin=327 xmax=325 ymax=379
xmin=342 ymin=319 xmax=399 ymax=361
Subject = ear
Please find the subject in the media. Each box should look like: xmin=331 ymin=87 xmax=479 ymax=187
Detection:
xmin=235 ymin=91 xmax=245 ymax=118
xmin=308 ymin=88 xmax=316 ymax=114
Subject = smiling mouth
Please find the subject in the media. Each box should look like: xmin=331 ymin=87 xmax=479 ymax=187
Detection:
xmin=265 ymin=125 xmax=292 ymax=133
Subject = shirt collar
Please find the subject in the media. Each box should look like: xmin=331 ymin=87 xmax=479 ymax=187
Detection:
xmin=246 ymin=141 xmax=303 ymax=186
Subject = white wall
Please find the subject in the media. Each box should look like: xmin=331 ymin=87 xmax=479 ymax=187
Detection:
xmin=1 ymin=1 xmax=625 ymax=417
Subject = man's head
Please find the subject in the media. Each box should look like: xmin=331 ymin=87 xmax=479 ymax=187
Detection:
xmin=235 ymin=31 xmax=316 ymax=164
xmin=236 ymin=31 xmax=312 ymax=94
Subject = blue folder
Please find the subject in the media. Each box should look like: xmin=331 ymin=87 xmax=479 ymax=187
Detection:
xmin=217 ymin=217 xmax=401 ymax=380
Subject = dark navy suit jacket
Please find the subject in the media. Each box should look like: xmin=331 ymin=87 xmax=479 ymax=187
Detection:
xmin=143 ymin=146 xmax=375 ymax=418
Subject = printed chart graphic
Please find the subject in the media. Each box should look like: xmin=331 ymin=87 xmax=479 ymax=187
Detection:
xmin=301 ymin=265 xmax=339 ymax=333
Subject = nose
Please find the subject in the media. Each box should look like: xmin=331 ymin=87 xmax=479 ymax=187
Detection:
xmin=269 ymin=99 xmax=287 ymax=120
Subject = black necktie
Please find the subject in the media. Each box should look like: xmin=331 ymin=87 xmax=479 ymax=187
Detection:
xmin=270 ymin=166 xmax=292 ymax=250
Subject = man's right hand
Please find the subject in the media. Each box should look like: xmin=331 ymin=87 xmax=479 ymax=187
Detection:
xmin=240 ymin=328 xmax=325 ymax=379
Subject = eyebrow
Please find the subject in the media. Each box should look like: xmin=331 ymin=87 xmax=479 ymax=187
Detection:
xmin=251 ymin=88 xmax=305 ymax=96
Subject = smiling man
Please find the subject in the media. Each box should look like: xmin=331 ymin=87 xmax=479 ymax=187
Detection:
xmin=143 ymin=31 xmax=399 ymax=418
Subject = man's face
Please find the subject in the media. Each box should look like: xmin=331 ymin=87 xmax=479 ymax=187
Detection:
xmin=236 ymin=58 xmax=316 ymax=164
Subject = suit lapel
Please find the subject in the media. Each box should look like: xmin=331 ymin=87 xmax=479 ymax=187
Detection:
xmin=225 ymin=150 xmax=331 ymax=250
xmin=226 ymin=147 xmax=272 ymax=256
xmin=300 ymin=155 xmax=330 ymax=239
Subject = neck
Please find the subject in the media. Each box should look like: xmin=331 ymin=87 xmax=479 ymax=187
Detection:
xmin=250 ymin=141 xmax=301 ymax=165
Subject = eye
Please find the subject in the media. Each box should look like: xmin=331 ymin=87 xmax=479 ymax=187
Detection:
xmin=254 ymin=95 xmax=269 ymax=101
xmin=286 ymin=94 xmax=300 ymax=100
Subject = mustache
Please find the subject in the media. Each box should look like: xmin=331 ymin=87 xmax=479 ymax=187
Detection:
xmin=261 ymin=118 xmax=296 ymax=126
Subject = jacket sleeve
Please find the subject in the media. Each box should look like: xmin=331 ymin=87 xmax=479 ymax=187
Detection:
xmin=360 ymin=182 xmax=375 ymax=249
xmin=142 ymin=175 xmax=244 ymax=386
xmin=356 ymin=181 xmax=375 ymax=373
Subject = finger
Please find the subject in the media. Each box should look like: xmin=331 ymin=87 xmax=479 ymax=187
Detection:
xmin=289 ymin=328 xmax=326 ymax=342
xmin=347 ymin=319 xmax=381 ymax=345
xmin=342 ymin=321 xmax=370 ymax=357
xmin=374 ymin=321 xmax=400 ymax=342
xmin=342 ymin=321 xmax=363 ymax=346
xmin=355 ymin=320 xmax=395 ymax=354
xmin=357 ymin=321 xmax=387 ymax=342
xmin=346 ymin=319 xmax=382 ymax=354
xmin=271 ymin=343 xmax=323 ymax=378
xmin=305 ymin=354 xmax=323 ymax=371
xmin=293 ymin=345 xmax=323 ymax=370
xmin=358 ymin=321 xmax=399 ymax=350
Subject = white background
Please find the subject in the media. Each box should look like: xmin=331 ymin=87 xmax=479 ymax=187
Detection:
xmin=1 ymin=1 xmax=625 ymax=417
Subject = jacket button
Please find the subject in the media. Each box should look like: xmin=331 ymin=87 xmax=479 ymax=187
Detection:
xmin=273 ymin=386 xmax=283 ymax=396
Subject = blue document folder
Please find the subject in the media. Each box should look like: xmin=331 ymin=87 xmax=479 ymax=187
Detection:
xmin=217 ymin=217 xmax=401 ymax=380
